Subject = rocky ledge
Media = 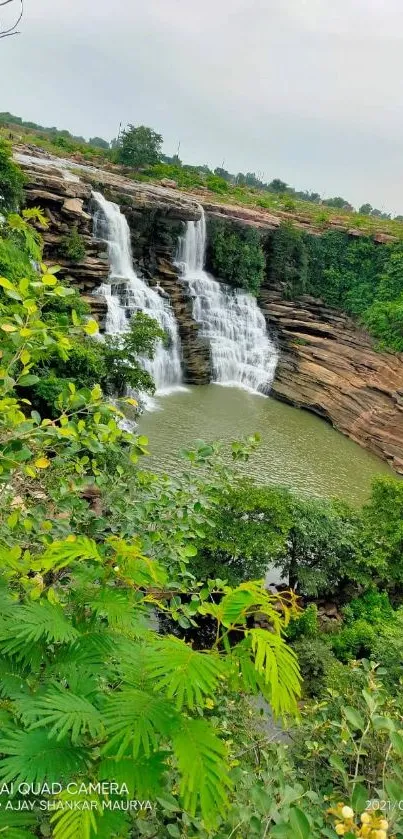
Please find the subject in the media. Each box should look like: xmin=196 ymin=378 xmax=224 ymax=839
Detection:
xmin=261 ymin=289 xmax=403 ymax=473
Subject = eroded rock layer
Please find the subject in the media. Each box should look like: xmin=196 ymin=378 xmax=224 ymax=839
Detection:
xmin=260 ymin=289 xmax=403 ymax=473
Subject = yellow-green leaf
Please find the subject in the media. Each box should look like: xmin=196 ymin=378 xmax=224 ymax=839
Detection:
xmin=1 ymin=323 xmax=17 ymax=333
xmin=0 ymin=276 xmax=15 ymax=291
xmin=21 ymin=350 xmax=31 ymax=365
xmin=84 ymin=319 xmax=99 ymax=336
xmin=34 ymin=457 xmax=50 ymax=469
xmin=42 ymin=274 xmax=58 ymax=286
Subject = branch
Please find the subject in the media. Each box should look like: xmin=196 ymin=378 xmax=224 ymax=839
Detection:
xmin=0 ymin=0 xmax=23 ymax=39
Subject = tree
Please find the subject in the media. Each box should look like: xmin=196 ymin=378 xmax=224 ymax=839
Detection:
xmin=89 ymin=136 xmax=110 ymax=150
xmin=0 ymin=0 xmax=23 ymax=39
xmin=359 ymin=203 xmax=372 ymax=215
xmin=323 ymin=196 xmax=354 ymax=211
xmin=118 ymin=124 xmax=163 ymax=169
xmin=268 ymin=178 xmax=288 ymax=194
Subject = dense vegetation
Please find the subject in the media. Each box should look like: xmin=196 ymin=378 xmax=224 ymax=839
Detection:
xmin=265 ymin=223 xmax=403 ymax=351
xmin=206 ymin=218 xmax=265 ymax=294
xmin=2 ymin=130 xmax=403 ymax=839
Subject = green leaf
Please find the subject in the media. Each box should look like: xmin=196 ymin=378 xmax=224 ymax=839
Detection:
xmin=38 ymin=536 xmax=102 ymax=572
xmin=0 ymin=729 xmax=86 ymax=785
xmin=145 ymin=636 xmax=224 ymax=710
xmin=99 ymin=751 xmax=168 ymax=799
xmin=27 ymin=685 xmax=104 ymax=743
xmin=352 ymin=783 xmax=368 ymax=813
xmin=248 ymin=629 xmax=301 ymax=716
xmin=172 ymin=717 xmax=232 ymax=827
xmin=17 ymin=374 xmax=40 ymax=387
xmin=344 ymin=706 xmax=365 ymax=731
xmin=84 ymin=319 xmax=99 ymax=335
xmin=390 ymin=732 xmax=403 ymax=757
xmin=289 ymin=807 xmax=311 ymax=839
xmin=0 ymin=601 xmax=79 ymax=654
xmin=102 ymin=689 xmax=176 ymax=759
xmin=156 ymin=794 xmax=181 ymax=812
xmin=385 ymin=778 xmax=403 ymax=803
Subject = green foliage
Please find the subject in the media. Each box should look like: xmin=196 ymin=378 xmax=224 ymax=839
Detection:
xmin=100 ymin=311 xmax=166 ymax=396
xmin=363 ymin=296 xmax=403 ymax=351
xmin=88 ymin=136 xmax=109 ymax=149
xmin=0 ymin=209 xmax=302 ymax=836
xmin=118 ymin=124 xmax=163 ymax=169
xmin=277 ymin=496 xmax=361 ymax=596
xmin=360 ymin=477 xmax=403 ymax=587
xmin=206 ymin=219 xmax=265 ymax=294
xmin=286 ymin=603 xmax=319 ymax=641
xmin=0 ymin=139 xmax=25 ymax=212
xmin=292 ymin=637 xmax=337 ymax=696
xmin=266 ymin=222 xmax=308 ymax=297
xmin=60 ymin=225 xmax=86 ymax=263
xmin=330 ymin=619 xmax=377 ymax=662
xmin=205 ymin=174 xmax=229 ymax=194
xmin=195 ymin=484 xmax=292 ymax=584
xmin=264 ymin=223 xmax=403 ymax=351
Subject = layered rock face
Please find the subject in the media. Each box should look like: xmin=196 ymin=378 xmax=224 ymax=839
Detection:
xmin=260 ymin=289 xmax=403 ymax=473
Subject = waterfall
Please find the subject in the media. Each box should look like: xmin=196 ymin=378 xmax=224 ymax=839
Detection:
xmin=177 ymin=210 xmax=278 ymax=394
xmin=92 ymin=192 xmax=183 ymax=395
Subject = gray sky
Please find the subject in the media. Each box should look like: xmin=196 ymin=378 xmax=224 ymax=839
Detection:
xmin=2 ymin=0 xmax=403 ymax=213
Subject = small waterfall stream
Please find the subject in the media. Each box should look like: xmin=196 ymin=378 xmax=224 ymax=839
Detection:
xmin=177 ymin=210 xmax=278 ymax=394
xmin=92 ymin=192 xmax=183 ymax=394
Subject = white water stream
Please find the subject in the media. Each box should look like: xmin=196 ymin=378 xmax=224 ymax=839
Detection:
xmin=177 ymin=210 xmax=278 ymax=394
xmin=92 ymin=192 xmax=183 ymax=395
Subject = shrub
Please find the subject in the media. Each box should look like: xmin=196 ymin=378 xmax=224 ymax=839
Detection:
xmin=330 ymin=618 xmax=377 ymax=662
xmin=286 ymin=603 xmax=319 ymax=641
xmin=60 ymin=225 xmax=86 ymax=262
xmin=205 ymin=174 xmax=229 ymax=194
xmin=0 ymin=139 xmax=25 ymax=212
xmin=292 ymin=637 xmax=336 ymax=696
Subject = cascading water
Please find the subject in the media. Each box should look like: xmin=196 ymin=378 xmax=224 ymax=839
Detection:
xmin=92 ymin=192 xmax=183 ymax=394
xmin=177 ymin=209 xmax=278 ymax=394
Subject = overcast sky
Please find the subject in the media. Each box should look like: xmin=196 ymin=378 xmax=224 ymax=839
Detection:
xmin=2 ymin=0 xmax=403 ymax=213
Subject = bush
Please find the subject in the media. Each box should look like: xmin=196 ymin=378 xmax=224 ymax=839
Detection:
xmin=60 ymin=225 xmax=86 ymax=263
xmin=206 ymin=219 xmax=265 ymax=294
xmin=0 ymin=139 xmax=25 ymax=212
xmin=330 ymin=618 xmax=377 ymax=662
xmin=292 ymin=637 xmax=336 ymax=697
xmin=205 ymin=174 xmax=229 ymax=194
xmin=286 ymin=604 xmax=319 ymax=641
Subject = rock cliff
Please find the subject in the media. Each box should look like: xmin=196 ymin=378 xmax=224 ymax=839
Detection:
xmin=260 ymin=289 xmax=403 ymax=473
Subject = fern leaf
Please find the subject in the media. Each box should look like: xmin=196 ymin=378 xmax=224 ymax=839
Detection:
xmin=50 ymin=792 xmax=99 ymax=839
xmin=102 ymin=689 xmax=176 ymax=759
xmin=0 ymin=602 xmax=79 ymax=651
xmin=0 ymin=729 xmax=86 ymax=784
xmin=26 ymin=685 xmax=104 ymax=743
xmin=99 ymin=751 xmax=168 ymax=798
xmin=0 ymin=657 xmax=31 ymax=700
xmin=172 ymin=717 xmax=232 ymax=827
xmin=89 ymin=588 xmax=143 ymax=632
xmin=0 ymin=810 xmax=37 ymax=839
xmin=200 ymin=581 xmax=283 ymax=632
xmin=248 ymin=628 xmax=301 ymax=716
xmin=51 ymin=793 xmax=130 ymax=839
xmin=146 ymin=636 xmax=224 ymax=710
xmin=109 ymin=537 xmax=168 ymax=587
xmin=37 ymin=536 xmax=102 ymax=572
